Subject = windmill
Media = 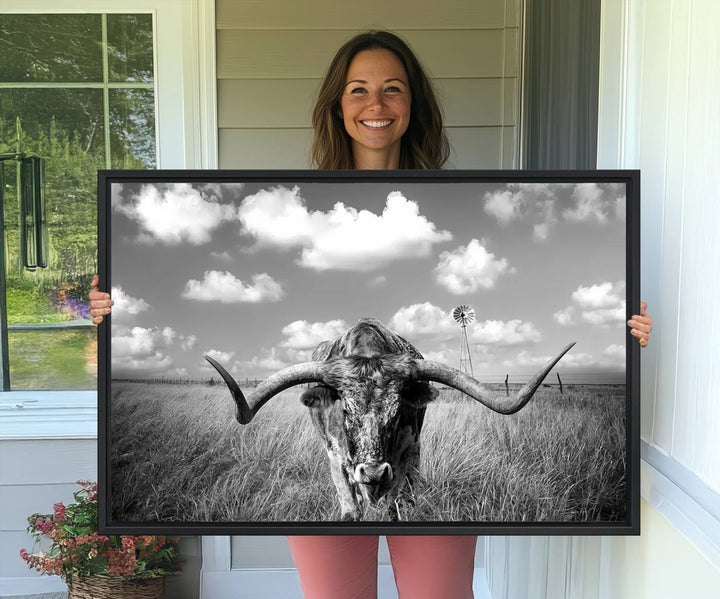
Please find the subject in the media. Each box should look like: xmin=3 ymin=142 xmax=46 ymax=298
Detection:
xmin=453 ymin=304 xmax=475 ymax=376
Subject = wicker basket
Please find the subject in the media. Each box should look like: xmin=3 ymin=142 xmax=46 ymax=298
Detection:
xmin=67 ymin=575 xmax=164 ymax=599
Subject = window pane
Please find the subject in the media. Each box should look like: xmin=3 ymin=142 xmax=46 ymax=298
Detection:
xmin=2 ymin=90 xmax=102 ymax=390
xmin=8 ymin=329 xmax=97 ymax=390
xmin=107 ymin=14 xmax=154 ymax=82
xmin=0 ymin=14 xmax=103 ymax=82
xmin=110 ymin=89 xmax=156 ymax=168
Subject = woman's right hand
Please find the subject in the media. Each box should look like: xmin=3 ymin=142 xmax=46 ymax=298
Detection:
xmin=88 ymin=274 xmax=113 ymax=324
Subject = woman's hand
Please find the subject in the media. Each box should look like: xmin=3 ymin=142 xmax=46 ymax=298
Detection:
xmin=627 ymin=301 xmax=652 ymax=348
xmin=88 ymin=274 xmax=113 ymax=324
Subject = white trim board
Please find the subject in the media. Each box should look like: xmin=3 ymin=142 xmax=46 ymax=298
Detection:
xmin=641 ymin=448 xmax=720 ymax=568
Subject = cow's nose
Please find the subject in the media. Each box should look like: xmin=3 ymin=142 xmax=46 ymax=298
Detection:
xmin=354 ymin=462 xmax=393 ymax=485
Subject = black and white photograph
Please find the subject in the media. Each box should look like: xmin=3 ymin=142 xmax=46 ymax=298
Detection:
xmin=100 ymin=170 xmax=639 ymax=534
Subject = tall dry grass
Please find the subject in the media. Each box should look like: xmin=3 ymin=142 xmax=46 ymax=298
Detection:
xmin=110 ymin=382 xmax=626 ymax=523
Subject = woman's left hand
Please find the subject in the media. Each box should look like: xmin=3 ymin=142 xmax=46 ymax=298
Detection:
xmin=627 ymin=301 xmax=653 ymax=348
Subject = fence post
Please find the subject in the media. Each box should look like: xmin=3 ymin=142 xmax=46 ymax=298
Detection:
xmin=557 ymin=372 xmax=563 ymax=394
xmin=504 ymin=374 xmax=509 ymax=396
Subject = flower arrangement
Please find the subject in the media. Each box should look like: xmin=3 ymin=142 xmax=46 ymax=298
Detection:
xmin=20 ymin=481 xmax=182 ymax=584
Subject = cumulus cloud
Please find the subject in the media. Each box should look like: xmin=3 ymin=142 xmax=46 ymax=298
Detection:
xmin=483 ymin=183 xmax=625 ymax=238
xmin=434 ymin=239 xmax=513 ymax=294
xmin=389 ymin=303 xmax=540 ymax=347
xmin=114 ymin=183 xmax=236 ymax=245
xmin=483 ymin=184 xmax=557 ymax=240
xmin=563 ymin=183 xmax=626 ymax=224
xmin=111 ymin=325 xmax=177 ymax=375
xmin=181 ymin=335 xmax=198 ymax=351
xmin=603 ymin=344 xmax=625 ymax=359
xmin=280 ymin=319 xmax=348 ymax=350
xmin=237 ymin=186 xmax=451 ymax=271
xmin=388 ymin=303 xmax=456 ymax=340
xmin=205 ymin=348 xmax=235 ymax=363
xmin=553 ymin=306 xmax=576 ymax=326
xmin=483 ymin=189 xmax=527 ymax=225
xmin=555 ymin=281 xmax=626 ymax=327
xmin=110 ymin=286 xmax=150 ymax=321
xmin=236 ymin=348 xmax=291 ymax=373
xmin=368 ymin=275 xmax=387 ymax=286
xmin=468 ymin=320 xmax=541 ymax=346
xmin=181 ymin=270 xmax=284 ymax=303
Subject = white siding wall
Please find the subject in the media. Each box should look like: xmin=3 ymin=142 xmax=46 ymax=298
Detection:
xmin=485 ymin=0 xmax=720 ymax=597
xmin=216 ymin=0 xmax=522 ymax=170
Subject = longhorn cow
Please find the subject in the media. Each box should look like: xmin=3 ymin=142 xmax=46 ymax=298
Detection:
xmin=205 ymin=318 xmax=575 ymax=521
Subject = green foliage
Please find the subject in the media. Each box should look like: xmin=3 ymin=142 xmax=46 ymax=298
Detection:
xmin=21 ymin=481 xmax=183 ymax=582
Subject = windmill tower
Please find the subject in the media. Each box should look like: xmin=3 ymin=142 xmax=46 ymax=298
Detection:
xmin=453 ymin=305 xmax=475 ymax=376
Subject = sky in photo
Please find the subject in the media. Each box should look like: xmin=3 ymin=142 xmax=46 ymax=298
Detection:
xmin=109 ymin=178 xmax=628 ymax=383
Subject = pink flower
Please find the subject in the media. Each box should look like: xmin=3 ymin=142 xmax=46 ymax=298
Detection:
xmin=53 ymin=502 xmax=66 ymax=522
xmin=20 ymin=548 xmax=29 ymax=562
xmin=121 ymin=537 xmax=135 ymax=549
xmin=34 ymin=518 xmax=54 ymax=534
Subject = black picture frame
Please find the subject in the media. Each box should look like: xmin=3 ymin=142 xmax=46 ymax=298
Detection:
xmin=98 ymin=169 xmax=640 ymax=535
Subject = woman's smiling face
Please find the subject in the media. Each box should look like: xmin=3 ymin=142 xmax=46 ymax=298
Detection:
xmin=340 ymin=48 xmax=411 ymax=168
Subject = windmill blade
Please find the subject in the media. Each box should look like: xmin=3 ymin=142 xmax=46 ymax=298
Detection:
xmin=453 ymin=304 xmax=475 ymax=326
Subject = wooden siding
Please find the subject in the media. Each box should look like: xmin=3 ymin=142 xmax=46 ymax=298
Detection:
xmin=216 ymin=0 xmax=522 ymax=170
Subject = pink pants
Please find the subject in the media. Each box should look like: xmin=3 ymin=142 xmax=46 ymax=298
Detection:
xmin=287 ymin=535 xmax=477 ymax=599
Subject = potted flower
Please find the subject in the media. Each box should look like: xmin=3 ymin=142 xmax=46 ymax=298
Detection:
xmin=20 ymin=481 xmax=182 ymax=599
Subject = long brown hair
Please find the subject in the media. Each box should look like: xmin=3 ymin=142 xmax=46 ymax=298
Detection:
xmin=311 ymin=31 xmax=449 ymax=170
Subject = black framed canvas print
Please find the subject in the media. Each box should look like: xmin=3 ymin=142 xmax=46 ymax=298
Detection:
xmin=98 ymin=170 xmax=640 ymax=535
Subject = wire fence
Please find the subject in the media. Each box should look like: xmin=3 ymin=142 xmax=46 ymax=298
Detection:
xmin=113 ymin=371 xmax=626 ymax=388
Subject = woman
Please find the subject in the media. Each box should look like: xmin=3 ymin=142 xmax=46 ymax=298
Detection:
xmin=90 ymin=31 xmax=652 ymax=599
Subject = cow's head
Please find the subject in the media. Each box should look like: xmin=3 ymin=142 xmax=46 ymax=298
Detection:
xmin=299 ymin=354 xmax=437 ymax=502
xmin=204 ymin=320 xmax=575 ymax=506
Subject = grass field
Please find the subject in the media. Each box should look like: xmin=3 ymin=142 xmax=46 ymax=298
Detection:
xmin=110 ymin=381 xmax=626 ymax=523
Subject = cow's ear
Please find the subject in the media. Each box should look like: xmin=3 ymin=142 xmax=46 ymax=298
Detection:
xmin=401 ymin=381 xmax=438 ymax=408
xmin=301 ymin=385 xmax=339 ymax=407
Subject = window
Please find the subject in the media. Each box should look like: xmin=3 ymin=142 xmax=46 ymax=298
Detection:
xmin=0 ymin=13 xmax=156 ymax=390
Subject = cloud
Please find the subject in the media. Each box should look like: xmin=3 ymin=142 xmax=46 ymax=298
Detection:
xmin=484 ymin=183 xmax=625 ymax=239
xmin=280 ymin=319 xmax=348 ymax=350
xmin=483 ymin=184 xmax=557 ymax=240
xmin=236 ymin=347 xmax=292 ymax=374
xmin=483 ymin=189 xmax=527 ymax=225
xmin=468 ymin=320 xmax=541 ymax=346
xmin=181 ymin=270 xmax=284 ymax=303
xmin=368 ymin=275 xmax=387 ymax=286
xmin=181 ymin=335 xmax=198 ymax=351
xmin=553 ymin=306 xmax=576 ymax=326
xmin=388 ymin=303 xmax=456 ymax=340
xmin=111 ymin=325 xmax=177 ymax=375
xmin=210 ymin=250 xmax=234 ymax=263
xmin=434 ymin=239 xmax=514 ymax=294
xmin=603 ymin=344 xmax=625 ymax=359
xmin=562 ymin=183 xmax=626 ymax=224
xmin=388 ymin=303 xmax=540 ymax=347
xmin=556 ymin=281 xmax=626 ymax=327
xmin=205 ymin=348 xmax=235 ymax=363
xmin=114 ymin=183 xmax=236 ymax=245
xmin=237 ymin=186 xmax=451 ymax=271
xmin=110 ymin=286 xmax=150 ymax=321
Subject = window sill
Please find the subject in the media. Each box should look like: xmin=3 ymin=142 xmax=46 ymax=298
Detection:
xmin=0 ymin=390 xmax=97 ymax=440
xmin=642 ymin=441 xmax=720 ymax=567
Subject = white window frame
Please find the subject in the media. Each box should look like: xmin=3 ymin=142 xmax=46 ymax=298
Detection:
xmin=0 ymin=0 xmax=218 ymax=440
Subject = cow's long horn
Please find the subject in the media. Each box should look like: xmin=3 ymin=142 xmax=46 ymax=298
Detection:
xmin=414 ymin=342 xmax=576 ymax=414
xmin=204 ymin=356 xmax=327 ymax=424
